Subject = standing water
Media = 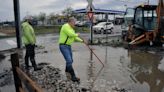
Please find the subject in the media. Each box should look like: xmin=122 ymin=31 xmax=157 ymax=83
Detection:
xmin=0 ymin=34 xmax=164 ymax=92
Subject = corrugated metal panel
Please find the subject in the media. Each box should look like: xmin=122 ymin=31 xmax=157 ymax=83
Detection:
xmin=73 ymin=8 xmax=125 ymax=14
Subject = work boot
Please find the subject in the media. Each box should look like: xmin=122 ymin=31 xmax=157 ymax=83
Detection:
xmin=65 ymin=66 xmax=80 ymax=82
xmin=25 ymin=66 xmax=29 ymax=70
xmin=34 ymin=66 xmax=41 ymax=71
xmin=65 ymin=72 xmax=72 ymax=80
xmin=72 ymin=77 xmax=80 ymax=83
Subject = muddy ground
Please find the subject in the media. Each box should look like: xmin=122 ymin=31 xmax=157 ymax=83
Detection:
xmin=0 ymin=32 xmax=164 ymax=92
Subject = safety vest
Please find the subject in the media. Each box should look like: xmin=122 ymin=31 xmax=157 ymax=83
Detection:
xmin=22 ymin=22 xmax=36 ymax=45
xmin=59 ymin=23 xmax=83 ymax=45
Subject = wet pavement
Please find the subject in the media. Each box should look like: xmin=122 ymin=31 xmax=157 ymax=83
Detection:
xmin=0 ymin=33 xmax=164 ymax=92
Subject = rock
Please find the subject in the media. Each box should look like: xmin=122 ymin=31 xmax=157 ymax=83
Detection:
xmin=28 ymin=65 xmax=90 ymax=92
xmin=81 ymin=88 xmax=88 ymax=91
xmin=0 ymin=69 xmax=13 ymax=87
xmin=0 ymin=54 xmax=5 ymax=61
xmin=26 ymin=65 xmax=128 ymax=92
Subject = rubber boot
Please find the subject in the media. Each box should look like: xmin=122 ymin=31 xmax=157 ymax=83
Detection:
xmin=65 ymin=66 xmax=72 ymax=80
xmin=65 ymin=72 xmax=72 ymax=80
xmin=69 ymin=66 xmax=80 ymax=83
xmin=31 ymin=59 xmax=40 ymax=71
xmin=25 ymin=56 xmax=29 ymax=70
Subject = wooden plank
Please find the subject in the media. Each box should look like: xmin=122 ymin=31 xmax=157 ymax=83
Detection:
xmin=16 ymin=67 xmax=43 ymax=92
xmin=133 ymin=38 xmax=146 ymax=45
xmin=19 ymin=87 xmax=25 ymax=92
xmin=11 ymin=53 xmax=22 ymax=92
xmin=129 ymin=34 xmax=145 ymax=44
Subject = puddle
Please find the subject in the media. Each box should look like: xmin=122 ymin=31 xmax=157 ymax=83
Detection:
xmin=0 ymin=33 xmax=163 ymax=92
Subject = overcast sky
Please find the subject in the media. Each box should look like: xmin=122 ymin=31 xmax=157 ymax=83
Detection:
xmin=0 ymin=0 xmax=158 ymax=21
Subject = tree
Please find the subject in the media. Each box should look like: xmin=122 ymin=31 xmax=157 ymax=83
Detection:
xmin=62 ymin=7 xmax=85 ymax=21
xmin=62 ymin=7 xmax=73 ymax=18
xmin=38 ymin=12 xmax=46 ymax=25
xmin=48 ymin=13 xmax=58 ymax=25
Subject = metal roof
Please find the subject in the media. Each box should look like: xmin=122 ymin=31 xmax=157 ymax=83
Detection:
xmin=73 ymin=8 xmax=126 ymax=14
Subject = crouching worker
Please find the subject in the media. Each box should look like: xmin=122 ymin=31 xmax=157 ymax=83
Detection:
xmin=59 ymin=17 xmax=83 ymax=82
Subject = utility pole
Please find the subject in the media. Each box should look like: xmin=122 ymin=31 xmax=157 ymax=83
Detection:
xmin=13 ymin=0 xmax=22 ymax=48
xmin=87 ymin=0 xmax=94 ymax=60
xmin=87 ymin=0 xmax=94 ymax=44
xmin=124 ymin=4 xmax=127 ymax=11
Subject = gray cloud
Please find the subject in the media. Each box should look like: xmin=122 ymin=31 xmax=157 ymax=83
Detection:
xmin=38 ymin=0 xmax=87 ymax=12
xmin=38 ymin=0 xmax=67 ymax=12
xmin=0 ymin=0 xmax=14 ymax=21
xmin=0 ymin=0 xmax=158 ymax=21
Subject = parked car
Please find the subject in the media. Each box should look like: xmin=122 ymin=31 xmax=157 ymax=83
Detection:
xmin=75 ymin=21 xmax=87 ymax=27
xmin=93 ymin=22 xmax=114 ymax=34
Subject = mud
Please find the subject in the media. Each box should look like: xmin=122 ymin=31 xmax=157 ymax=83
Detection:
xmin=0 ymin=33 xmax=163 ymax=92
xmin=0 ymin=69 xmax=13 ymax=87
xmin=22 ymin=64 xmax=129 ymax=92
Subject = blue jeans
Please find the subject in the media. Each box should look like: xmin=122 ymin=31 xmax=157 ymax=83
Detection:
xmin=59 ymin=45 xmax=76 ymax=79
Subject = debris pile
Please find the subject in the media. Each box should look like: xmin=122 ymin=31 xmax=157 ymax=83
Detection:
xmin=28 ymin=65 xmax=129 ymax=92
xmin=0 ymin=69 xmax=13 ymax=87
xmin=28 ymin=65 xmax=89 ymax=92
xmin=93 ymin=38 xmax=123 ymax=47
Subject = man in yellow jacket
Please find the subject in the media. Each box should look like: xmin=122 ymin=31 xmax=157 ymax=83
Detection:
xmin=59 ymin=17 xmax=83 ymax=82
xmin=22 ymin=17 xmax=39 ymax=71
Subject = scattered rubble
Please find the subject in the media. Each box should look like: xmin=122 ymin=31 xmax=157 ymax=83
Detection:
xmin=0 ymin=68 xmax=13 ymax=87
xmin=26 ymin=64 xmax=130 ymax=92
xmin=158 ymin=59 xmax=164 ymax=72
xmin=28 ymin=65 xmax=86 ymax=92
xmin=0 ymin=53 xmax=5 ymax=61
xmin=93 ymin=38 xmax=123 ymax=47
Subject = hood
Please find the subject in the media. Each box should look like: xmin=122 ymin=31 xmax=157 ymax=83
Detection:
xmin=93 ymin=25 xmax=104 ymax=28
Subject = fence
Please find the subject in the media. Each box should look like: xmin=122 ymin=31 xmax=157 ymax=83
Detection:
xmin=11 ymin=53 xmax=43 ymax=92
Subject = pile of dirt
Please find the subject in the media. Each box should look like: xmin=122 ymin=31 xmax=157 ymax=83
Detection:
xmin=0 ymin=69 xmax=13 ymax=87
xmin=26 ymin=65 xmax=129 ymax=92
xmin=28 ymin=65 xmax=91 ymax=92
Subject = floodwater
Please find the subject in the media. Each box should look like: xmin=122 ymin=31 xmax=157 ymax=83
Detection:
xmin=0 ymin=33 xmax=164 ymax=92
